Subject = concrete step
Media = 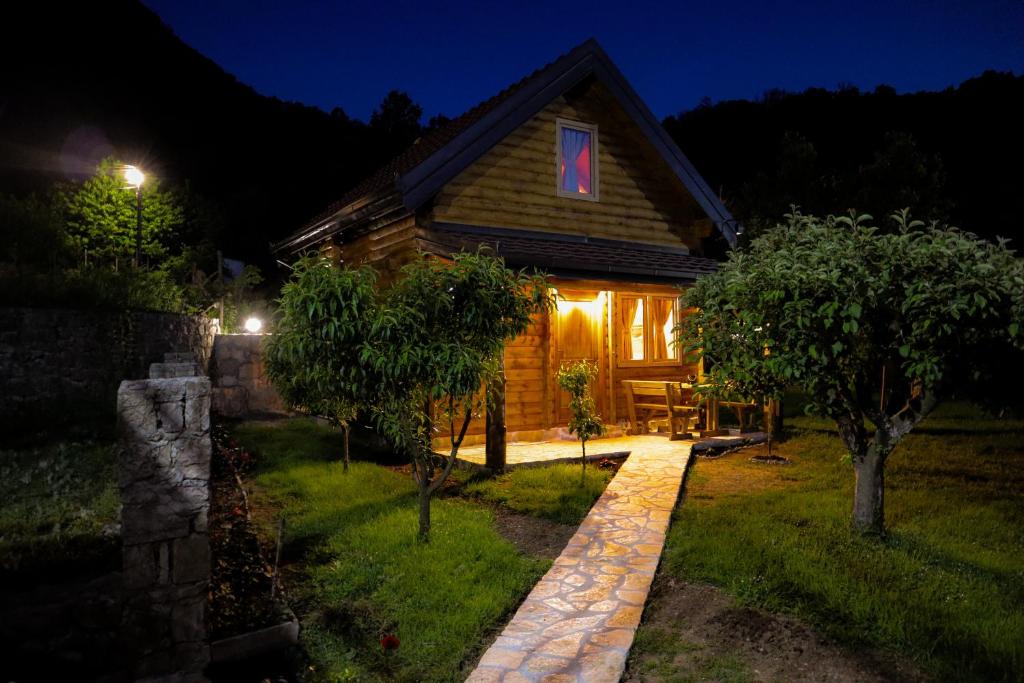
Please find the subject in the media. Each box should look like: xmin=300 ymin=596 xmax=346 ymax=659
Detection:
xmin=149 ymin=362 xmax=201 ymax=379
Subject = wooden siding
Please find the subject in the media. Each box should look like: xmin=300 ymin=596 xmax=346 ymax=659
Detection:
xmin=333 ymin=215 xmax=422 ymax=283
xmin=426 ymin=79 xmax=710 ymax=250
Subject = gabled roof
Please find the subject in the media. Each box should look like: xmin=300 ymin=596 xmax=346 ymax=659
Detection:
xmin=274 ymin=39 xmax=739 ymax=254
xmin=423 ymin=223 xmax=720 ymax=283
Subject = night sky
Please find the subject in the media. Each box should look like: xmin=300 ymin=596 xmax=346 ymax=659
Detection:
xmin=144 ymin=0 xmax=1023 ymax=122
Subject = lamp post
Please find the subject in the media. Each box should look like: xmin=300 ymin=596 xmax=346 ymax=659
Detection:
xmin=124 ymin=165 xmax=145 ymax=268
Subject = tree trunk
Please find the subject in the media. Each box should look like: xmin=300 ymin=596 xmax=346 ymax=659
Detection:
xmin=580 ymin=440 xmax=587 ymax=485
xmin=852 ymin=449 xmax=885 ymax=535
xmin=341 ymin=423 xmax=350 ymax=473
xmin=417 ymin=483 xmax=431 ymax=543
xmin=485 ymin=358 xmax=507 ymax=474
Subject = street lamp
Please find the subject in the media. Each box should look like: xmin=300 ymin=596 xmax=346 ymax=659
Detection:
xmin=124 ymin=165 xmax=145 ymax=267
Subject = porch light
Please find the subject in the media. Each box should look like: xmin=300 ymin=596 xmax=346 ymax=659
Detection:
xmin=243 ymin=317 xmax=263 ymax=333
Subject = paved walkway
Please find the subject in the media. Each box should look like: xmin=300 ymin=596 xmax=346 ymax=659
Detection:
xmin=466 ymin=437 xmax=693 ymax=682
xmin=458 ymin=432 xmax=764 ymax=468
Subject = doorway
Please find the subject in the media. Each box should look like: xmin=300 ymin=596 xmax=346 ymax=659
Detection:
xmin=555 ymin=291 xmax=605 ymax=424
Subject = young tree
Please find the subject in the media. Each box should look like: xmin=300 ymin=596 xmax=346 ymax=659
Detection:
xmin=368 ymin=252 xmax=553 ymax=541
xmin=59 ymin=157 xmax=184 ymax=266
xmin=264 ymin=255 xmax=379 ymax=472
xmin=556 ymin=360 xmax=606 ymax=484
xmin=683 ymin=210 xmax=1023 ymax=535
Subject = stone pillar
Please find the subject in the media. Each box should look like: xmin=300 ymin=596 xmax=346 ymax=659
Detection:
xmin=118 ymin=376 xmax=212 ymax=682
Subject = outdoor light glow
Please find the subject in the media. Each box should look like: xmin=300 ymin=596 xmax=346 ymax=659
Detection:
xmin=244 ymin=317 xmax=263 ymax=333
xmin=124 ymin=165 xmax=145 ymax=187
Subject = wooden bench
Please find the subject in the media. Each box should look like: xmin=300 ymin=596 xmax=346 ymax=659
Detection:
xmin=622 ymin=380 xmax=701 ymax=440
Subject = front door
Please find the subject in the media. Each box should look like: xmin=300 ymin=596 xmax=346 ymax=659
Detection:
xmin=555 ymin=292 xmax=604 ymax=424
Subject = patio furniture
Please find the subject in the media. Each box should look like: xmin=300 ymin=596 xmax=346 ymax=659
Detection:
xmin=621 ymin=379 xmax=701 ymax=440
xmin=716 ymin=399 xmax=761 ymax=432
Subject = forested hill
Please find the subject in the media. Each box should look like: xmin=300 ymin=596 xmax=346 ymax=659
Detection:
xmin=664 ymin=74 xmax=1024 ymax=246
xmin=2 ymin=1 xmax=1021 ymax=265
xmin=1 ymin=1 xmax=418 ymax=266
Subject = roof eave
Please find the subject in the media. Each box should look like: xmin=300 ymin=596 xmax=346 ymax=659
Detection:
xmin=396 ymin=39 xmax=740 ymax=247
xmin=271 ymin=189 xmax=404 ymax=255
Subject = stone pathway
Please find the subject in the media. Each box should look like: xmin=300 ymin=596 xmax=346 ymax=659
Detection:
xmin=466 ymin=437 xmax=692 ymax=682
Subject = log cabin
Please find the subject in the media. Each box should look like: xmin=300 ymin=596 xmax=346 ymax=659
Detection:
xmin=272 ymin=39 xmax=740 ymax=459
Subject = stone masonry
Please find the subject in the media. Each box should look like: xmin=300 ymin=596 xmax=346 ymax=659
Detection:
xmin=0 ymin=307 xmax=217 ymax=436
xmin=210 ymin=334 xmax=285 ymax=418
xmin=118 ymin=361 xmax=212 ymax=682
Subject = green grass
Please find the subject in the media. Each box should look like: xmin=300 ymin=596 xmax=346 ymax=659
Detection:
xmin=630 ymin=625 xmax=752 ymax=683
xmin=662 ymin=402 xmax=1024 ymax=682
xmin=231 ymin=418 xmax=549 ymax=683
xmin=0 ymin=439 xmax=120 ymax=581
xmin=463 ymin=463 xmax=613 ymax=525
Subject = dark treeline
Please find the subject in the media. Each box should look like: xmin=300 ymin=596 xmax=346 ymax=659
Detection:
xmin=665 ymin=74 xmax=1024 ymax=247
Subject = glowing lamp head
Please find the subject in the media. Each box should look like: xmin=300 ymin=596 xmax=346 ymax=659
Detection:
xmin=243 ymin=317 xmax=263 ymax=334
xmin=124 ymin=165 xmax=145 ymax=187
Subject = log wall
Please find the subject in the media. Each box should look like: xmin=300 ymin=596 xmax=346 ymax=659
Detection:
xmin=426 ymin=79 xmax=710 ymax=249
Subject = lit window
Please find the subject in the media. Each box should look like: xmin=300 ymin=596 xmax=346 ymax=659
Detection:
xmin=556 ymin=119 xmax=598 ymax=200
xmin=618 ymin=295 xmax=681 ymax=365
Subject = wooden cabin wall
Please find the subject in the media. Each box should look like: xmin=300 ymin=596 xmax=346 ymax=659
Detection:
xmin=425 ymin=79 xmax=711 ymax=250
xmin=334 ymin=215 xmax=421 ymax=284
xmin=505 ymin=312 xmax=550 ymax=432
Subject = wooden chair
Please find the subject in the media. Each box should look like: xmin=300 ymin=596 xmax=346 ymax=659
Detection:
xmin=622 ymin=380 xmax=700 ymax=440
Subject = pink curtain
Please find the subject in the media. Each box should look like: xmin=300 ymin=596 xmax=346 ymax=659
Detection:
xmin=619 ymin=297 xmax=640 ymax=359
xmin=651 ymin=299 xmax=674 ymax=360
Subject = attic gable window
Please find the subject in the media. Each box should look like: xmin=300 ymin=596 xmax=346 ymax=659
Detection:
xmin=556 ymin=119 xmax=599 ymax=201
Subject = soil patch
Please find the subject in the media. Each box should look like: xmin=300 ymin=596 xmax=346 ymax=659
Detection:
xmin=208 ymin=425 xmax=292 ymax=641
xmin=490 ymin=506 xmax=577 ymax=560
xmin=625 ymin=575 xmax=928 ymax=682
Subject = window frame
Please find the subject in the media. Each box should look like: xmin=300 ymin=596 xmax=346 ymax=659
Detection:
xmin=616 ymin=293 xmax=682 ymax=368
xmin=555 ymin=118 xmax=600 ymax=202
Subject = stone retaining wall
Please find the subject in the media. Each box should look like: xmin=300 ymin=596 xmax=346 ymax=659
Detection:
xmin=0 ymin=307 xmax=218 ymax=436
xmin=210 ymin=334 xmax=286 ymax=418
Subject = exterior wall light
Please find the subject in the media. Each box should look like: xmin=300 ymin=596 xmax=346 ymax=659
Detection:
xmin=244 ymin=317 xmax=263 ymax=333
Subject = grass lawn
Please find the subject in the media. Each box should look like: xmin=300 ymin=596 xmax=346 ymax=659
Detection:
xmin=231 ymin=418 xmax=560 ymax=683
xmin=463 ymin=462 xmax=613 ymax=525
xmin=0 ymin=439 xmax=120 ymax=581
xmin=656 ymin=402 xmax=1024 ymax=681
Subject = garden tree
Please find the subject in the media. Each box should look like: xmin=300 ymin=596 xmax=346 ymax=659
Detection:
xmin=264 ymin=256 xmax=379 ymax=472
xmin=368 ymin=252 xmax=553 ymax=541
xmin=683 ymin=210 xmax=1024 ymax=535
xmin=556 ymin=360 xmax=606 ymax=483
xmin=59 ymin=157 xmax=184 ymax=267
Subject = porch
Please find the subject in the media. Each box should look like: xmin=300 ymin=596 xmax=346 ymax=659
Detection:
xmin=457 ymin=430 xmax=767 ymax=469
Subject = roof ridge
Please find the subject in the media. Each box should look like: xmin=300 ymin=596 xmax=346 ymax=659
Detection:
xmin=299 ymin=39 xmax=597 ymax=231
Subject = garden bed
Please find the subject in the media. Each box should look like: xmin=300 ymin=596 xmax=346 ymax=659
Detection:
xmin=207 ymin=424 xmax=298 ymax=662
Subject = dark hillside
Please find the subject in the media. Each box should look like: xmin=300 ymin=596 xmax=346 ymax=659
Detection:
xmin=665 ymin=73 xmax=1024 ymax=244
xmin=1 ymin=1 xmax=384 ymax=265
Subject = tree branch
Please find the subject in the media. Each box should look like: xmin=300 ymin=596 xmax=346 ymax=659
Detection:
xmin=429 ymin=405 xmax=472 ymax=496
